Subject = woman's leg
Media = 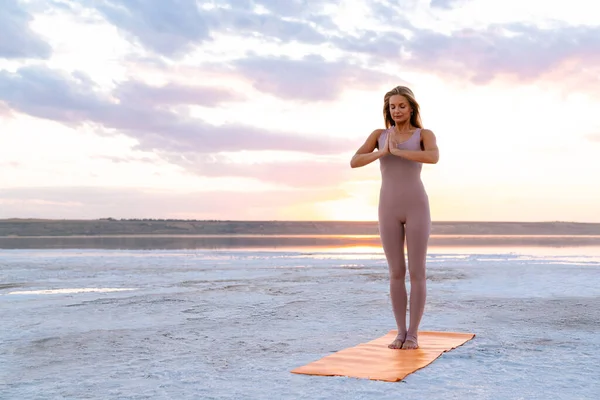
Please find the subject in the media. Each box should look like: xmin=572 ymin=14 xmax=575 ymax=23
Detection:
xmin=379 ymin=215 xmax=408 ymax=349
xmin=403 ymin=205 xmax=431 ymax=349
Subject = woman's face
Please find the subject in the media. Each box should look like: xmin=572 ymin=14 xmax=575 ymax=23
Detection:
xmin=389 ymin=94 xmax=412 ymax=125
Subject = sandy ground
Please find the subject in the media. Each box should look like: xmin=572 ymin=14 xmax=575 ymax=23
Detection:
xmin=1 ymin=245 xmax=600 ymax=399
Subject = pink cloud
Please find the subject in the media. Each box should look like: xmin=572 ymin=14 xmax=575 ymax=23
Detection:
xmin=164 ymin=154 xmax=376 ymax=187
xmin=0 ymin=66 xmax=348 ymax=156
xmin=113 ymin=81 xmax=244 ymax=107
xmin=0 ymin=66 xmax=376 ymax=189
xmin=0 ymin=101 xmax=12 ymax=117
xmin=0 ymin=186 xmax=352 ymax=220
xmin=585 ymin=133 xmax=600 ymax=143
xmin=232 ymin=54 xmax=397 ymax=101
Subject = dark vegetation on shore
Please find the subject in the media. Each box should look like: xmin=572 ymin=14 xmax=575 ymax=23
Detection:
xmin=1 ymin=218 xmax=599 ymax=237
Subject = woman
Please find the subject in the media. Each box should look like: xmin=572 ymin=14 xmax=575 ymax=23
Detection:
xmin=350 ymin=86 xmax=439 ymax=350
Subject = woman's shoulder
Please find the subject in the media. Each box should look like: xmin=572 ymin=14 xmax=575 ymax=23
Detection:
xmin=419 ymin=127 xmax=435 ymax=136
xmin=369 ymin=128 xmax=388 ymax=138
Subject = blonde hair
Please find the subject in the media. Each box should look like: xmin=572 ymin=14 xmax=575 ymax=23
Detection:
xmin=383 ymin=86 xmax=423 ymax=129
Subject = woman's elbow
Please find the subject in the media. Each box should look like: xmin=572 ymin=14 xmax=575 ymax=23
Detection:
xmin=429 ymin=151 xmax=440 ymax=164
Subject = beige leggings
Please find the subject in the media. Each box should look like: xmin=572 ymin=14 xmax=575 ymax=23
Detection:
xmin=378 ymin=195 xmax=431 ymax=337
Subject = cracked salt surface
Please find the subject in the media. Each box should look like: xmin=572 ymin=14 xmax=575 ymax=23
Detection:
xmin=1 ymin=245 xmax=600 ymax=399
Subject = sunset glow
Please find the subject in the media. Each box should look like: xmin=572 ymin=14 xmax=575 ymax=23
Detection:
xmin=1 ymin=0 xmax=599 ymax=221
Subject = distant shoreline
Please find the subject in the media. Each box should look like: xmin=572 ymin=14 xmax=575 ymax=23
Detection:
xmin=1 ymin=219 xmax=600 ymax=237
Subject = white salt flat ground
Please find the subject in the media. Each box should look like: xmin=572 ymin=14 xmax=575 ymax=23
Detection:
xmin=1 ymin=243 xmax=599 ymax=399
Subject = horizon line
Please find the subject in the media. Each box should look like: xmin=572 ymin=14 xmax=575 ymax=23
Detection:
xmin=1 ymin=218 xmax=599 ymax=224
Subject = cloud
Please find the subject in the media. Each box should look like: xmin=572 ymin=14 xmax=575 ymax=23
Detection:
xmin=334 ymin=30 xmax=408 ymax=60
xmin=0 ymin=101 xmax=12 ymax=117
xmin=586 ymin=133 xmax=600 ymax=143
xmin=120 ymin=53 xmax=396 ymax=103
xmin=334 ymin=2 xmax=600 ymax=86
xmin=90 ymin=0 xmax=211 ymax=57
xmin=0 ymin=63 xmax=370 ymax=189
xmin=0 ymin=66 xmax=339 ymax=153
xmin=0 ymin=0 xmax=52 ymax=60
xmin=0 ymin=186 xmax=350 ymax=219
xmin=226 ymin=0 xmax=329 ymax=18
xmin=0 ymin=161 xmax=21 ymax=168
xmin=91 ymin=155 xmax=156 ymax=164
xmin=161 ymin=153 xmax=375 ymax=188
xmin=209 ymin=5 xmax=330 ymax=44
xmin=334 ymin=15 xmax=600 ymax=85
xmin=34 ymin=0 xmax=600 ymax=90
xmin=0 ymin=66 xmax=110 ymax=123
xmin=403 ymin=24 xmax=600 ymax=83
xmin=233 ymin=54 xmax=397 ymax=101
xmin=113 ymin=80 xmax=245 ymax=107
xmin=429 ymin=0 xmax=466 ymax=10
xmin=26 ymin=0 xmax=78 ymax=13
xmin=83 ymin=0 xmax=335 ymax=58
xmin=367 ymin=0 xmax=417 ymax=23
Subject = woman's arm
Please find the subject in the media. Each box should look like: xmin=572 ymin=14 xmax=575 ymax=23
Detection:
xmin=350 ymin=129 xmax=388 ymax=168
xmin=389 ymin=129 xmax=439 ymax=164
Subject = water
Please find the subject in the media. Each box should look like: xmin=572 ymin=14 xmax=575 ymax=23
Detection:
xmin=1 ymin=237 xmax=599 ymax=399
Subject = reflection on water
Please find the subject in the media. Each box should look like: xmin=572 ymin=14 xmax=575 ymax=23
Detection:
xmin=2 ymin=234 xmax=600 ymax=252
xmin=0 ymin=235 xmax=379 ymax=250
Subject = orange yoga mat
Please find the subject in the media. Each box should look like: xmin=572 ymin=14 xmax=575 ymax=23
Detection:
xmin=291 ymin=330 xmax=475 ymax=382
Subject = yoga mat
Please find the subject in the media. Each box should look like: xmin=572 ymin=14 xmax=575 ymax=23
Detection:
xmin=291 ymin=330 xmax=475 ymax=382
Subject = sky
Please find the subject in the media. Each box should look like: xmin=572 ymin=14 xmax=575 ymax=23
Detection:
xmin=1 ymin=0 xmax=599 ymax=222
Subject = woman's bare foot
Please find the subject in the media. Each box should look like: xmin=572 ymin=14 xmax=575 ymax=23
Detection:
xmin=401 ymin=333 xmax=419 ymax=350
xmin=388 ymin=332 xmax=406 ymax=349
